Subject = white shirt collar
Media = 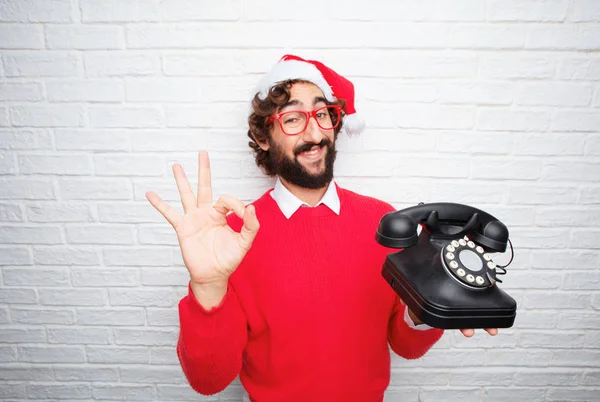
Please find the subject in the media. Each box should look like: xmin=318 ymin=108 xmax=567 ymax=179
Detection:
xmin=270 ymin=177 xmax=341 ymax=219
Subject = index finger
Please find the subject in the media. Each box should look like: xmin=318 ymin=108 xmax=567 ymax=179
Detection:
xmin=197 ymin=150 xmax=213 ymax=206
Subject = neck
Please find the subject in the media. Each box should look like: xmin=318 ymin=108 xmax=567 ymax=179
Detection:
xmin=279 ymin=177 xmax=331 ymax=207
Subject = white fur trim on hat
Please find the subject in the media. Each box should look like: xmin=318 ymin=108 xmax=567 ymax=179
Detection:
xmin=342 ymin=113 xmax=365 ymax=136
xmin=254 ymin=59 xmax=335 ymax=102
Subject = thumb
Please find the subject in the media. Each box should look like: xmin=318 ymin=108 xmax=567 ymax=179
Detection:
xmin=238 ymin=204 xmax=260 ymax=252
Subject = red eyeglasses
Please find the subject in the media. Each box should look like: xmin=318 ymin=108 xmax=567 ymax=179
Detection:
xmin=267 ymin=105 xmax=342 ymax=136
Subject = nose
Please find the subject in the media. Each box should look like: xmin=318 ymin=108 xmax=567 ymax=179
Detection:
xmin=301 ymin=115 xmax=324 ymax=144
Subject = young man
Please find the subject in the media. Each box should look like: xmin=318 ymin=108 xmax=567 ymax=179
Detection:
xmin=146 ymin=55 xmax=497 ymax=402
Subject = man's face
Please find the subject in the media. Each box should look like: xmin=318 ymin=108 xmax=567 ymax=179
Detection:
xmin=264 ymin=82 xmax=338 ymax=189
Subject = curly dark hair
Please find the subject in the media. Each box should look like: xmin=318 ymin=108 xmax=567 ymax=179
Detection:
xmin=247 ymin=79 xmax=346 ymax=176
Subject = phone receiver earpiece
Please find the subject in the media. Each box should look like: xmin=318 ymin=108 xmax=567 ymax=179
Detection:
xmin=375 ymin=213 xmax=419 ymax=248
xmin=470 ymin=220 xmax=509 ymax=252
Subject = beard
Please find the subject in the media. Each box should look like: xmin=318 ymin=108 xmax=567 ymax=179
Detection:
xmin=268 ymin=136 xmax=337 ymax=189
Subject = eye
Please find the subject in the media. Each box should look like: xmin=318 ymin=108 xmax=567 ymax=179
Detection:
xmin=284 ymin=117 xmax=299 ymax=124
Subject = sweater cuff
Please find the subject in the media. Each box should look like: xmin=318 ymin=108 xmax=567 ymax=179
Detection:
xmin=403 ymin=305 xmax=434 ymax=331
xmin=185 ymin=281 xmax=232 ymax=315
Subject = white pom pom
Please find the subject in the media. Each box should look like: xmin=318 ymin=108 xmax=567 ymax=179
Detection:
xmin=342 ymin=113 xmax=365 ymax=136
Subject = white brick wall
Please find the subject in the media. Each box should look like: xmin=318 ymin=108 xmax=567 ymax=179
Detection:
xmin=0 ymin=0 xmax=599 ymax=401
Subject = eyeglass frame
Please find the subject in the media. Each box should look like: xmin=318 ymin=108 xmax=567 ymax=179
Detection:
xmin=266 ymin=105 xmax=343 ymax=136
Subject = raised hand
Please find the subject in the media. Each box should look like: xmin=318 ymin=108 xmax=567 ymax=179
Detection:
xmin=146 ymin=151 xmax=260 ymax=306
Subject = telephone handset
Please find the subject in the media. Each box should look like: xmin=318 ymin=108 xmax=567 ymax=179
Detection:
xmin=376 ymin=202 xmax=517 ymax=329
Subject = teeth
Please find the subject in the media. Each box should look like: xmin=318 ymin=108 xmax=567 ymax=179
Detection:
xmin=304 ymin=147 xmax=319 ymax=155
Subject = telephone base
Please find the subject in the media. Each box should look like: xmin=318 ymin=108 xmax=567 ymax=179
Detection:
xmin=382 ymin=232 xmax=517 ymax=329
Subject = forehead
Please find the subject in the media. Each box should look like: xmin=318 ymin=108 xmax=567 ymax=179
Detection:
xmin=288 ymin=82 xmax=325 ymax=102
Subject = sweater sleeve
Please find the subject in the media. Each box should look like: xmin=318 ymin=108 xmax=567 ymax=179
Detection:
xmin=387 ymin=295 xmax=444 ymax=359
xmin=177 ymin=282 xmax=248 ymax=395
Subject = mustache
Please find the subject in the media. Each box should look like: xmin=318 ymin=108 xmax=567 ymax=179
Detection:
xmin=294 ymin=138 xmax=332 ymax=156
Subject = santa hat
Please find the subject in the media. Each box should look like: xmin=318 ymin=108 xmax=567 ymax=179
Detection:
xmin=254 ymin=54 xmax=365 ymax=136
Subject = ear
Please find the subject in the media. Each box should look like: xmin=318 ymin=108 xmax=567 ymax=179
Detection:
xmin=251 ymin=133 xmax=270 ymax=151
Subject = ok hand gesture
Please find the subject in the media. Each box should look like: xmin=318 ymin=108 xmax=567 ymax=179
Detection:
xmin=146 ymin=151 xmax=260 ymax=305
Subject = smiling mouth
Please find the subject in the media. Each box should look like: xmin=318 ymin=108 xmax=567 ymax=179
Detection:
xmin=298 ymin=145 xmax=325 ymax=160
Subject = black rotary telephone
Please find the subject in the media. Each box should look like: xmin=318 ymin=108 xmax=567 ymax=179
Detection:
xmin=376 ymin=202 xmax=517 ymax=329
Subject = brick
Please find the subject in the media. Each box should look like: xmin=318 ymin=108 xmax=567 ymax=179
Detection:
xmin=442 ymin=131 xmax=513 ymax=154
xmin=484 ymin=349 xmax=553 ymax=366
xmin=89 ymin=106 xmax=163 ymax=128
xmin=439 ymin=82 xmax=513 ymax=105
xmin=3 ymin=51 xmax=79 ymax=77
xmin=54 ymin=366 xmax=118 ymax=381
xmin=0 ymin=128 xmax=52 ymax=150
xmin=27 ymin=384 xmax=90 ymax=399
xmin=0 ymin=307 xmax=8 ymax=324
xmin=45 ymin=25 xmax=124 ymax=50
xmin=355 ymin=80 xmax=437 ymax=103
xmin=518 ymin=331 xmax=585 ymax=348
xmin=94 ymin=154 xmax=164 ymax=176
xmin=55 ymin=129 xmax=130 ymax=151
xmin=0 ymin=151 xmax=15 ymax=173
xmin=0 ymin=247 xmax=32 ymax=265
xmin=113 ymin=328 xmax=178 ymax=346
xmin=449 ymin=369 xmax=512 ymax=386
xmin=0 ymin=203 xmax=23 ymax=222
xmin=335 ymin=0 xmax=485 ymax=21
xmin=559 ymin=311 xmax=600 ymax=329
xmin=0 ymin=226 xmax=62 ymax=244
xmin=19 ymin=154 xmax=92 ymax=175
xmin=557 ymin=58 xmax=600 ymax=80
xmin=571 ymin=229 xmax=600 ymax=249
xmin=551 ymin=350 xmax=600 ymax=366
xmin=66 ymin=225 xmax=135 ymax=245
xmin=137 ymin=225 xmax=178 ymax=246
xmin=48 ymin=327 xmax=110 ymax=344
xmin=47 ymin=79 xmax=125 ymax=102
xmin=92 ymin=384 xmax=155 ymax=400
xmin=528 ymin=24 xmax=600 ymax=50
xmin=448 ymin=24 xmax=525 ymax=49
xmin=476 ymin=108 xmax=549 ymax=131
xmin=81 ymin=0 xmax=159 ymax=22
xmin=452 ymin=330 xmax=518 ymax=348
xmin=162 ymin=51 xmax=245 ymax=76
xmin=547 ymin=388 xmax=600 ymax=401
xmin=0 ymin=383 xmax=25 ymax=398
xmin=84 ymin=51 xmax=160 ymax=76
xmin=501 ymin=271 xmax=563 ymax=290
xmin=532 ymin=250 xmax=598 ymax=270
xmin=39 ymin=288 xmax=106 ymax=306
xmin=429 ymin=182 xmax=506 ymax=204
xmin=516 ymin=83 xmax=593 ymax=106
xmin=393 ymin=156 xmax=470 ymax=178
xmin=542 ymin=160 xmax=600 ymax=181
xmin=509 ymin=228 xmax=570 ymax=248
xmin=508 ymin=184 xmax=577 ymax=204
xmin=536 ymin=208 xmax=600 ymax=227
xmin=484 ymin=388 xmax=546 ymax=401
xmin=126 ymin=77 xmax=252 ymax=102
xmin=584 ymin=331 xmax=600 ymax=347
xmin=166 ymin=104 xmax=247 ymax=128
xmin=71 ymin=267 xmax=140 ymax=287
xmin=0 ymin=82 xmax=44 ymax=101
xmin=562 ymin=272 xmax=600 ymax=291
xmin=375 ymin=104 xmax=475 ymax=130
xmin=0 ymin=0 xmax=73 ymax=22
xmin=389 ymin=369 xmax=448 ymax=386
xmin=119 ymin=365 xmax=186 ymax=383
xmin=586 ymin=135 xmax=600 ymax=155
xmin=77 ymin=308 xmax=145 ymax=325
xmin=0 ymin=106 xmax=8 ymax=126
xmin=0 ymin=366 xmax=53 ymax=381
xmin=488 ymin=0 xmax=568 ymax=21
xmin=98 ymin=203 xmax=164 ymax=223
xmin=146 ymin=308 xmax=178 ymax=327
xmin=34 ymin=245 xmax=99 ymax=266
xmin=150 ymin=347 xmax=179 ymax=364
xmin=523 ymin=292 xmax=591 ymax=309
xmin=513 ymin=133 xmax=585 ymax=155
xmin=420 ymin=388 xmax=480 ymax=402
xmin=481 ymin=55 xmax=555 ymax=79
xmin=19 ymin=345 xmax=85 ymax=363
xmin=60 ymin=178 xmax=132 ymax=200
xmin=569 ymin=0 xmax=600 ymax=21
xmin=11 ymin=307 xmax=74 ymax=324
xmin=141 ymin=266 xmax=188 ymax=286
xmin=109 ymin=289 xmax=180 ymax=307
xmin=86 ymin=346 xmax=150 ymax=364
xmin=160 ymin=0 xmax=240 ymax=21
xmin=3 ymin=267 xmax=70 ymax=286
xmin=130 ymin=130 xmax=206 ymax=152
xmin=594 ymin=86 xmax=600 ymax=106
xmin=582 ymin=370 xmax=600 ymax=385
xmin=10 ymin=105 xmax=84 ymax=127
xmin=579 ymin=186 xmax=600 ymax=203
xmin=0 ymin=327 xmax=45 ymax=342
xmin=470 ymin=157 xmax=540 ymax=180
xmin=26 ymin=202 xmax=92 ymax=223
xmin=553 ymin=110 xmax=600 ymax=132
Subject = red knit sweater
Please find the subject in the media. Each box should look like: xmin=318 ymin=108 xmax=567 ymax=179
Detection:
xmin=177 ymin=185 xmax=444 ymax=401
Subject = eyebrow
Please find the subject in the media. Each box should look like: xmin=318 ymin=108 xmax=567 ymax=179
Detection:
xmin=280 ymin=96 xmax=328 ymax=112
